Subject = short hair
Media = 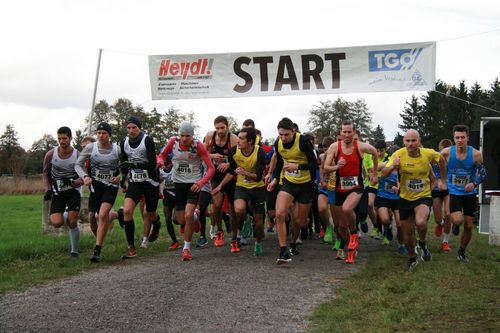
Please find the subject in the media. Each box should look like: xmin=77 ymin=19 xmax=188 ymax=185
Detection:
xmin=214 ymin=115 xmax=229 ymax=126
xmin=341 ymin=120 xmax=356 ymax=130
xmin=81 ymin=136 xmax=96 ymax=144
xmin=374 ymin=140 xmax=387 ymax=150
xmin=277 ymin=117 xmax=294 ymax=130
xmin=439 ymin=139 xmax=453 ymax=149
xmin=322 ymin=136 xmax=335 ymax=148
xmin=255 ymin=128 xmax=262 ymax=137
xmin=239 ymin=127 xmax=256 ymax=145
xmin=387 ymin=144 xmax=400 ymax=155
xmin=303 ymin=132 xmax=315 ymax=142
xmin=292 ymin=123 xmax=300 ymax=132
xmin=242 ymin=119 xmax=255 ymax=128
xmin=452 ymin=124 xmax=469 ymax=135
xmin=57 ymin=126 xmax=72 ymax=138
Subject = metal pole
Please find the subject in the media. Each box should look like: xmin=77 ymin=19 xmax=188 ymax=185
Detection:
xmin=87 ymin=48 xmax=103 ymax=135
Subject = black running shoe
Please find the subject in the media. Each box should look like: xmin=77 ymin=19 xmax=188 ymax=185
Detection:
xmin=289 ymin=244 xmax=300 ymax=256
xmin=148 ymin=217 xmax=161 ymax=242
xmin=457 ymin=251 xmax=469 ymax=263
xmin=90 ymin=252 xmax=101 ymax=263
xmin=406 ymin=257 xmax=419 ymax=272
xmin=277 ymin=250 xmax=292 ymax=264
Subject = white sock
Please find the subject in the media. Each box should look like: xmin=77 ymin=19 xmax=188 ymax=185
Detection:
xmin=439 ymin=219 xmax=444 ymax=225
xmin=183 ymin=241 xmax=191 ymax=250
xmin=142 ymin=236 xmax=148 ymax=243
xmin=69 ymin=227 xmax=80 ymax=253
xmin=442 ymin=233 xmax=449 ymax=243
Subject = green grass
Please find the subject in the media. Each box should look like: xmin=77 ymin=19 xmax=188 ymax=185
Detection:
xmin=0 ymin=194 xmax=175 ymax=294
xmin=309 ymin=222 xmax=500 ymax=333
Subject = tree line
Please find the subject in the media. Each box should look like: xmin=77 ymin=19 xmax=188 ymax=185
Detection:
xmin=1 ymin=78 xmax=499 ymax=176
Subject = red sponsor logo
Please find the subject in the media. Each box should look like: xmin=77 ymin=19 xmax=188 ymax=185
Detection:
xmin=158 ymin=58 xmax=213 ymax=79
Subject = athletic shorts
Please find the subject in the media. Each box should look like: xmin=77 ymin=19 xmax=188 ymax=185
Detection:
xmin=398 ymin=197 xmax=432 ymax=220
xmin=174 ymin=182 xmax=200 ymax=211
xmin=375 ymin=196 xmax=399 ymax=210
xmin=125 ymin=181 xmax=159 ymax=212
xmin=279 ymin=179 xmax=314 ymax=204
xmin=235 ymin=186 xmax=266 ymax=214
xmin=211 ymin=176 xmax=235 ymax=202
xmin=365 ymin=186 xmax=378 ymax=195
xmin=88 ymin=181 xmax=118 ymax=213
xmin=266 ymin=184 xmax=279 ymax=211
xmin=318 ymin=188 xmax=336 ymax=205
xmin=50 ymin=189 xmax=81 ymax=214
xmin=162 ymin=189 xmax=175 ymax=208
xmin=335 ymin=189 xmax=363 ymax=207
xmin=432 ymin=189 xmax=449 ymax=198
xmin=449 ymin=194 xmax=477 ymax=217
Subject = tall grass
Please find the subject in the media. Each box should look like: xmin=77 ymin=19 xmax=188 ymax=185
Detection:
xmin=0 ymin=175 xmax=43 ymax=194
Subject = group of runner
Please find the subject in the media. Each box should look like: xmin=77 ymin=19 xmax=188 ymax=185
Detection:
xmin=42 ymin=116 xmax=486 ymax=271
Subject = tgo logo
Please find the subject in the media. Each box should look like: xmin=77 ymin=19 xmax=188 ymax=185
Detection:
xmin=368 ymin=48 xmax=422 ymax=72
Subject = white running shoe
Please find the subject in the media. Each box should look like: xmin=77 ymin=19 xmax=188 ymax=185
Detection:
xmin=140 ymin=238 xmax=148 ymax=249
xmin=209 ymin=226 xmax=216 ymax=240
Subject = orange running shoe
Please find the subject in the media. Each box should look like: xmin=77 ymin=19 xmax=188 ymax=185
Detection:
xmin=182 ymin=248 xmax=192 ymax=261
xmin=345 ymin=250 xmax=356 ymax=264
xmin=121 ymin=246 xmax=137 ymax=259
xmin=168 ymin=242 xmax=180 ymax=251
xmin=230 ymin=240 xmax=240 ymax=253
xmin=440 ymin=242 xmax=451 ymax=252
xmin=348 ymin=233 xmax=359 ymax=251
xmin=214 ymin=231 xmax=224 ymax=247
xmin=435 ymin=223 xmax=443 ymax=237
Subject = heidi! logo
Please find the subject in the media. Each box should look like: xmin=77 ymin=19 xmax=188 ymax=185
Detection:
xmin=158 ymin=58 xmax=213 ymax=79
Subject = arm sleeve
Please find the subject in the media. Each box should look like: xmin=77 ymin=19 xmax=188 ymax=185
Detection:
xmin=141 ymin=136 xmax=157 ymax=170
xmin=74 ymin=144 xmax=93 ymax=179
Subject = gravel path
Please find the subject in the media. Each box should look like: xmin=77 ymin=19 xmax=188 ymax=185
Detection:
xmin=0 ymin=233 xmax=377 ymax=333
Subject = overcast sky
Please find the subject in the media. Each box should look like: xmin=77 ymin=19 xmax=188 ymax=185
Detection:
xmin=1 ymin=0 xmax=499 ymax=149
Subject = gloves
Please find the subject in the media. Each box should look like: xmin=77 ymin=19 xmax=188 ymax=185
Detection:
xmin=43 ymin=190 xmax=52 ymax=201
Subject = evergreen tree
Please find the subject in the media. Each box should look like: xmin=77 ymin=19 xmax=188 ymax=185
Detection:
xmin=369 ymin=125 xmax=385 ymax=144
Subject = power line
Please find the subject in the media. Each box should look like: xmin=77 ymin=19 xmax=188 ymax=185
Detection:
xmin=437 ymin=28 xmax=500 ymax=42
xmin=431 ymin=90 xmax=500 ymax=115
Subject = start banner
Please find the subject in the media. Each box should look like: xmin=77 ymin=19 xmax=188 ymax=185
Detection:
xmin=148 ymin=41 xmax=435 ymax=100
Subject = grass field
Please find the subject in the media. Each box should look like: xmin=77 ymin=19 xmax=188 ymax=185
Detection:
xmin=1 ymin=195 xmax=499 ymax=332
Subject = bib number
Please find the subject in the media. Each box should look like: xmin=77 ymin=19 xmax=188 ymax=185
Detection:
xmin=406 ymin=179 xmax=425 ymax=192
xmin=340 ymin=176 xmax=359 ymax=190
xmin=384 ymin=181 xmax=397 ymax=192
xmin=130 ymin=169 xmax=149 ymax=182
xmin=452 ymin=174 xmax=470 ymax=187
xmin=95 ymin=169 xmax=112 ymax=182
xmin=285 ymin=169 xmax=301 ymax=178
xmin=55 ymin=179 xmax=73 ymax=192
xmin=176 ymin=163 xmax=192 ymax=175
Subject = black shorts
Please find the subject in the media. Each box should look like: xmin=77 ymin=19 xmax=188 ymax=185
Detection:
xmin=266 ymin=184 xmax=279 ymax=211
xmin=174 ymin=182 xmax=200 ymax=211
xmin=375 ymin=196 xmax=399 ymax=210
xmin=279 ymin=179 xmax=314 ymax=204
xmin=50 ymin=189 xmax=81 ymax=214
xmin=125 ymin=181 xmax=159 ymax=212
xmin=432 ymin=189 xmax=449 ymax=198
xmin=88 ymin=181 xmax=118 ymax=213
xmin=162 ymin=189 xmax=175 ymax=208
xmin=335 ymin=189 xmax=364 ymax=206
xmin=398 ymin=197 xmax=432 ymax=220
xmin=211 ymin=176 xmax=236 ymax=202
xmin=449 ymin=194 xmax=477 ymax=217
xmin=235 ymin=186 xmax=266 ymax=214
xmin=365 ymin=186 xmax=378 ymax=195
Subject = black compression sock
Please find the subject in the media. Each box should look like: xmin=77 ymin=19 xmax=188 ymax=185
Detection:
xmin=124 ymin=220 xmax=135 ymax=247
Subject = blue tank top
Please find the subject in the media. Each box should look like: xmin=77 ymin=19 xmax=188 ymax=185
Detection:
xmin=447 ymin=145 xmax=477 ymax=196
xmin=432 ymin=164 xmax=441 ymax=191
xmin=377 ymin=172 xmax=400 ymax=200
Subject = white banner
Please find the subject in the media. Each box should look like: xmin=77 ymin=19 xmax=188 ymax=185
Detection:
xmin=149 ymin=41 xmax=435 ymax=100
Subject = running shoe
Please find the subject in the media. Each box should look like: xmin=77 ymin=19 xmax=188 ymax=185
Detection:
xmin=254 ymin=243 xmax=263 ymax=256
xmin=457 ymin=251 xmax=469 ymax=263
xmin=214 ymin=232 xmax=224 ymax=247
xmin=374 ymin=232 xmax=383 ymax=241
xmin=406 ymin=257 xmax=419 ymax=272
xmin=148 ymin=217 xmax=161 ymax=242
xmin=421 ymin=246 xmax=432 ymax=262
xmin=359 ymin=219 xmax=368 ymax=233
xmin=90 ymin=251 xmax=101 ymax=263
xmin=209 ymin=226 xmax=216 ymax=239
xmin=117 ymin=207 xmax=124 ymax=228
xmin=452 ymin=224 xmax=460 ymax=236
xmin=398 ymin=244 xmax=408 ymax=255
xmin=239 ymin=237 xmax=248 ymax=246
xmin=348 ymin=233 xmax=359 ymax=251
xmin=335 ymin=249 xmax=345 ymax=260
xmin=182 ymin=248 xmax=193 ymax=261
xmin=440 ymin=242 xmax=451 ymax=252
xmin=196 ymin=236 xmax=208 ymax=247
xmin=70 ymin=251 xmax=80 ymax=259
xmin=319 ymin=228 xmax=325 ymax=238
xmin=230 ymin=240 xmax=240 ymax=253
xmin=289 ymin=244 xmax=299 ymax=256
xmin=277 ymin=250 xmax=292 ymax=264
xmin=140 ymin=239 xmax=148 ymax=249
xmin=121 ymin=247 xmax=137 ymax=259
xmin=370 ymin=228 xmax=379 ymax=238
xmin=434 ymin=223 xmax=443 ymax=237
xmin=382 ymin=236 xmax=390 ymax=246
xmin=332 ymin=239 xmax=341 ymax=251
xmin=345 ymin=250 xmax=357 ymax=264
xmin=168 ymin=241 xmax=180 ymax=251
xmin=323 ymin=225 xmax=333 ymax=243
